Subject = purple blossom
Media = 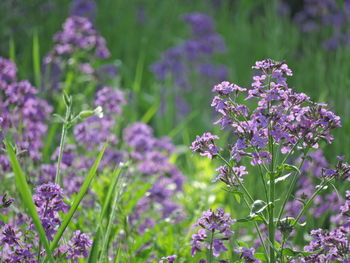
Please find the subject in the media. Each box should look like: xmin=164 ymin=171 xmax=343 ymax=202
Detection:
xmin=70 ymin=0 xmax=97 ymax=21
xmin=0 ymin=57 xmax=17 ymax=89
xmin=235 ymin=247 xmax=261 ymax=263
xmin=33 ymin=183 xmax=68 ymax=240
xmin=159 ymin=255 xmax=177 ymax=262
xmin=0 ymin=58 xmax=52 ymax=169
xmin=190 ymin=132 xmax=221 ymax=159
xmin=293 ymin=0 xmax=350 ymax=50
xmin=66 ymin=230 xmax=92 ymax=262
xmin=191 ymin=208 xmax=235 ymax=259
xmin=0 ymin=224 xmax=21 ymax=246
xmin=95 ymin=86 xmax=126 ymax=115
xmin=151 ymin=12 xmax=227 ymax=119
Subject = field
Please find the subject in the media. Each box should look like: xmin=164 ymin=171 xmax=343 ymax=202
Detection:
xmin=0 ymin=0 xmax=349 ymax=262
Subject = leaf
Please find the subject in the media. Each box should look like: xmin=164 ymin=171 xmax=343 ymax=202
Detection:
xmin=250 ymin=200 xmax=268 ymax=216
xmin=267 ymin=173 xmax=292 ymax=184
xmin=278 ymin=164 xmax=300 ymax=174
xmin=282 ymin=248 xmax=316 ymax=257
xmin=254 ymin=252 xmax=267 ymax=260
xmin=44 ymin=144 xmax=106 ymax=262
xmin=277 ymin=217 xmax=307 ymax=227
xmin=237 ymin=241 xmax=249 ymax=248
xmin=234 ymin=193 xmax=241 ymax=203
xmin=5 ymin=140 xmax=55 ymax=263
xmin=32 ymin=30 xmax=41 ymax=89
xmin=236 ymin=214 xmax=264 ymax=223
xmin=88 ymin=166 xmax=126 ymax=263
xmin=99 ymin=165 xmax=128 ymax=262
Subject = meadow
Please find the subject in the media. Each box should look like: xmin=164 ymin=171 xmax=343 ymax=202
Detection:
xmin=0 ymin=0 xmax=349 ymax=262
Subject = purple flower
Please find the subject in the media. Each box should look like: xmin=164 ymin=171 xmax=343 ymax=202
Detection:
xmin=70 ymin=0 xmax=97 ymax=21
xmin=190 ymin=132 xmax=221 ymax=159
xmin=191 ymin=208 xmax=235 ymax=258
xmin=0 ymin=224 xmax=21 ymax=246
xmin=66 ymin=230 xmax=92 ymax=262
xmin=212 ymin=81 xmax=246 ymax=97
xmin=159 ymin=255 xmax=177 ymax=262
xmin=1 ymin=193 xmax=14 ymax=208
xmin=33 ymin=183 xmax=68 ymax=240
xmin=0 ymin=58 xmax=52 ymax=169
xmin=95 ymin=86 xmax=126 ymax=115
xmin=0 ymin=57 xmax=17 ymax=89
xmin=235 ymin=247 xmax=261 ymax=263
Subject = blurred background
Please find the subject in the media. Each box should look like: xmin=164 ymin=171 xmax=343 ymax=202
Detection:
xmin=1 ymin=1 xmax=350 ymax=260
xmin=1 ymin=0 xmax=349 ymax=159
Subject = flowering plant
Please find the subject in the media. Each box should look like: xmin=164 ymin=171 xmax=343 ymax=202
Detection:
xmin=191 ymin=59 xmax=349 ymax=262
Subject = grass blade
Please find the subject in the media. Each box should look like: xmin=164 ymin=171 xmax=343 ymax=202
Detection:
xmin=88 ymin=166 xmax=124 ymax=263
xmin=5 ymin=140 xmax=55 ymax=263
xmin=32 ymin=30 xmax=41 ymax=89
xmin=45 ymin=143 xmax=106 ymax=261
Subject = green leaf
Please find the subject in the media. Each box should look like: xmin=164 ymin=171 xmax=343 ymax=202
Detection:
xmin=281 ymin=248 xmax=316 ymax=257
xmin=254 ymin=252 xmax=267 ymax=260
xmin=141 ymin=102 xmax=159 ymax=123
xmin=278 ymin=164 xmax=300 ymax=174
xmin=250 ymin=200 xmax=268 ymax=216
xmin=45 ymin=144 xmax=106 ymax=262
xmin=236 ymin=214 xmax=264 ymax=223
xmin=99 ymin=165 xmax=128 ymax=262
xmin=267 ymin=173 xmax=292 ymax=184
xmin=237 ymin=241 xmax=249 ymax=248
xmin=234 ymin=193 xmax=241 ymax=203
xmin=5 ymin=140 xmax=55 ymax=263
xmin=88 ymin=165 xmax=126 ymax=263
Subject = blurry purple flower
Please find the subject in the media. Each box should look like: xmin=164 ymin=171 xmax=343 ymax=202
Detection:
xmin=70 ymin=0 xmax=97 ymax=21
xmin=95 ymin=86 xmax=126 ymax=115
xmin=190 ymin=132 xmax=221 ymax=159
xmin=159 ymin=255 xmax=177 ymax=262
xmin=192 ymin=208 xmax=235 ymax=258
xmin=33 ymin=183 xmax=68 ymax=240
xmin=66 ymin=230 xmax=92 ymax=262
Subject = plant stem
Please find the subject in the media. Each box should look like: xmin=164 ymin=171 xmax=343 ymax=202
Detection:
xmin=267 ymin=93 xmax=276 ymax=263
xmin=268 ymin=171 xmax=275 ymax=263
xmin=54 ymin=104 xmax=71 ymax=186
xmin=208 ymin=229 xmax=214 ymax=263
xmin=217 ymin=154 xmax=254 ymax=203
xmin=276 ymin=147 xmax=310 ymax=224
xmin=292 ymin=179 xmax=329 ymax=227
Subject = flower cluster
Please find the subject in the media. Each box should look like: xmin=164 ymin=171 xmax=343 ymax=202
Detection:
xmin=190 ymin=132 xmax=221 ymax=159
xmin=0 ymin=57 xmax=52 ymax=171
xmin=46 ymin=16 xmax=109 ymax=61
xmin=33 ymin=183 xmax=69 ymax=240
xmin=43 ymin=15 xmax=113 ymax=90
xmin=0 ymin=224 xmax=37 ymax=263
xmin=152 ymin=13 xmax=227 ymax=88
xmin=293 ymin=0 xmax=350 ymax=50
xmin=151 ymin=12 xmax=227 ymax=118
xmin=298 ymin=226 xmax=350 ymax=262
xmin=70 ymin=0 xmax=97 ymax=21
xmin=124 ymin=122 xmax=185 ymax=233
xmin=191 ymin=208 xmax=235 ymax=259
xmin=235 ymin=247 xmax=261 ymax=263
xmin=206 ymin=59 xmax=341 ymax=167
xmin=66 ymin=230 xmax=92 ymax=261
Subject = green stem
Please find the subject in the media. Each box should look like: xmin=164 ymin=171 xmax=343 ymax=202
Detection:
xmin=217 ymin=154 xmax=254 ymax=203
xmin=208 ymin=230 xmax=214 ymax=263
xmin=276 ymin=147 xmax=310 ymax=224
xmin=268 ymin=171 xmax=276 ymax=263
xmin=292 ymin=179 xmax=329 ymax=227
xmin=54 ymin=104 xmax=71 ymax=186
